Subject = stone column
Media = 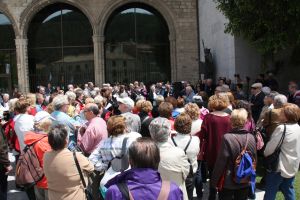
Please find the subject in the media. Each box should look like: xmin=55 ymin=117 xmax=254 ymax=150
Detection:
xmin=169 ymin=35 xmax=177 ymax=82
xmin=15 ymin=37 xmax=30 ymax=93
xmin=93 ymin=35 xmax=105 ymax=86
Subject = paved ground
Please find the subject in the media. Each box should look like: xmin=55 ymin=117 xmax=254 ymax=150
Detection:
xmin=7 ymin=153 xmax=265 ymax=200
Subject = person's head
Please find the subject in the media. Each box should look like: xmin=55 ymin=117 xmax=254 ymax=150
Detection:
xmin=214 ymin=86 xmax=223 ymax=95
xmin=85 ymin=97 xmax=94 ymax=104
xmin=185 ymin=86 xmax=193 ymax=95
xmin=235 ymin=100 xmax=252 ymax=119
xmin=155 ymin=95 xmax=164 ymax=106
xmin=52 ymin=95 xmax=69 ymax=112
xmin=14 ymin=100 xmax=30 ymax=114
xmin=251 ymin=83 xmax=262 ymax=95
xmin=264 ymin=91 xmax=279 ymax=106
xmin=8 ymin=98 xmax=18 ymax=113
xmin=117 ymin=97 xmax=134 ymax=113
xmin=226 ymin=92 xmax=235 ymax=106
xmin=48 ymin=125 xmax=68 ymax=151
xmin=288 ymin=81 xmax=298 ymax=94
xmin=184 ymin=103 xmax=200 ymax=121
xmin=165 ymin=96 xmax=177 ymax=109
xmin=67 ymin=84 xmax=74 ymax=91
xmin=174 ymin=113 xmax=192 ymax=134
xmin=273 ymin=94 xmax=287 ymax=109
xmin=140 ymin=100 xmax=153 ymax=113
xmin=2 ymin=93 xmax=9 ymax=103
xmin=158 ymin=102 xmax=173 ymax=119
xmin=26 ymin=93 xmax=36 ymax=106
xmin=84 ymin=103 xmax=99 ymax=121
xmin=149 ymin=117 xmax=171 ymax=143
xmin=230 ymin=108 xmax=248 ymax=129
xmin=236 ymin=83 xmax=243 ymax=92
xmin=177 ymin=97 xmax=185 ymax=108
xmin=39 ymin=86 xmax=45 ymax=95
xmin=282 ymin=103 xmax=300 ymax=123
xmin=34 ymin=111 xmax=54 ymax=132
xmin=74 ymin=88 xmax=83 ymax=100
xmin=107 ymin=115 xmax=126 ymax=136
xmin=208 ymin=94 xmax=229 ymax=111
xmin=65 ymin=91 xmax=76 ymax=104
xmin=36 ymin=93 xmax=45 ymax=105
xmin=128 ymin=137 xmax=160 ymax=170
xmin=262 ymin=87 xmax=271 ymax=96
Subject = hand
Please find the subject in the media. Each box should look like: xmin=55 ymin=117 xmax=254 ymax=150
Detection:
xmin=5 ymin=165 xmax=13 ymax=175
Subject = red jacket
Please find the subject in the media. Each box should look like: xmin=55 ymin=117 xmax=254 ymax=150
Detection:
xmin=3 ymin=119 xmax=20 ymax=152
xmin=24 ymin=131 xmax=51 ymax=189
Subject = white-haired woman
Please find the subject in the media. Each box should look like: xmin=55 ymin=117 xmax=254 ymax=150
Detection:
xmin=149 ymin=117 xmax=190 ymax=200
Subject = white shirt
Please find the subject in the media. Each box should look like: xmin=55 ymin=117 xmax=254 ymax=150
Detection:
xmin=14 ymin=114 xmax=34 ymax=150
xmin=264 ymin=124 xmax=300 ymax=178
xmin=190 ymin=119 xmax=202 ymax=135
xmin=169 ymin=133 xmax=200 ymax=173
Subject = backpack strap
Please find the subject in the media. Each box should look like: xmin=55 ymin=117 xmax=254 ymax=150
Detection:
xmin=232 ymin=133 xmax=249 ymax=152
xmin=116 ymin=182 xmax=134 ymax=200
xmin=170 ymin=136 xmax=177 ymax=147
xmin=274 ymin=124 xmax=286 ymax=151
xmin=157 ymin=181 xmax=170 ymax=200
xmin=117 ymin=137 xmax=129 ymax=158
xmin=184 ymin=135 xmax=192 ymax=154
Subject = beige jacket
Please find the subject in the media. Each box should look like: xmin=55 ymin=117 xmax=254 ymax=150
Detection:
xmin=157 ymin=142 xmax=190 ymax=200
xmin=44 ymin=148 xmax=94 ymax=200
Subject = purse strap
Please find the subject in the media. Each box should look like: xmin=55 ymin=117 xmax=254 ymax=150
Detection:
xmin=73 ymin=151 xmax=87 ymax=189
xmin=274 ymin=124 xmax=286 ymax=151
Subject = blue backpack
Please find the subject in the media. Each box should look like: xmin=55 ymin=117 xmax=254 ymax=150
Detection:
xmin=233 ymin=134 xmax=256 ymax=194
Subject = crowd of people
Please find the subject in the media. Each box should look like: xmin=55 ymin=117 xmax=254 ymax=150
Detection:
xmin=0 ymin=73 xmax=299 ymax=200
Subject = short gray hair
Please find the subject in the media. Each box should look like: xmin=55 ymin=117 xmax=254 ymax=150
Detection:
xmin=65 ymin=91 xmax=76 ymax=101
xmin=149 ymin=117 xmax=171 ymax=143
xmin=52 ymin=95 xmax=69 ymax=111
xmin=274 ymin=94 xmax=287 ymax=109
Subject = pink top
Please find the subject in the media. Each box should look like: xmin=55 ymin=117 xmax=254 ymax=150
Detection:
xmin=78 ymin=117 xmax=108 ymax=154
xmin=244 ymin=118 xmax=255 ymax=132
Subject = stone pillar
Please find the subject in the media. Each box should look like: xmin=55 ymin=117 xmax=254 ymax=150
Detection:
xmin=169 ymin=35 xmax=177 ymax=82
xmin=93 ymin=35 xmax=105 ymax=87
xmin=15 ymin=37 xmax=30 ymax=93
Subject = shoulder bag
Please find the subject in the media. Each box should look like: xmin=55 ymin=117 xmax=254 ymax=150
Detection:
xmin=73 ymin=151 xmax=94 ymax=200
xmin=263 ymin=124 xmax=286 ymax=172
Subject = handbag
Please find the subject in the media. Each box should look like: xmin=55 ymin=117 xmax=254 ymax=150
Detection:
xmin=73 ymin=151 xmax=94 ymax=200
xmin=263 ymin=124 xmax=286 ymax=172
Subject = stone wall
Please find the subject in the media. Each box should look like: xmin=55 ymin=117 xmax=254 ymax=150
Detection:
xmin=0 ymin=0 xmax=199 ymax=92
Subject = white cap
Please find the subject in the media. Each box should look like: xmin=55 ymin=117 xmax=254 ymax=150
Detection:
xmin=117 ymin=97 xmax=134 ymax=108
xmin=34 ymin=111 xmax=55 ymax=123
xmin=251 ymin=83 xmax=263 ymax=89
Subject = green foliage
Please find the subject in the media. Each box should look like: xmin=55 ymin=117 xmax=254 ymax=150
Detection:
xmin=214 ymin=0 xmax=300 ymax=55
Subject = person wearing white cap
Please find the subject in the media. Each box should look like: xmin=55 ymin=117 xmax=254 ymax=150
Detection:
xmin=250 ymin=82 xmax=265 ymax=123
xmin=117 ymin=97 xmax=141 ymax=133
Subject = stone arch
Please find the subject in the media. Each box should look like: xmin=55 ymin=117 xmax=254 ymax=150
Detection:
xmin=97 ymin=0 xmax=178 ymax=82
xmin=97 ymin=0 xmax=176 ymax=39
xmin=19 ymin=0 xmax=96 ymax=38
xmin=0 ymin=3 xmax=19 ymax=37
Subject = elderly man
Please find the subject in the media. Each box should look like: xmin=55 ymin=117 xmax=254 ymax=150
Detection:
xmin=78 ymin=103 xmax=107 ymax=156
xmin=250 ymin=82 xmax=265 ymax=123
xmin=184 ymin=86 xmax=195 ymax=103
xmin=117 ymin=97 xmax=141 ymax=133
xmin=51 ymin=95 xmax=80 ymax=145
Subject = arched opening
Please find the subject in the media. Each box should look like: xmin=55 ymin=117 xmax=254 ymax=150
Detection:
xmin=104 ymin=3 xmax=171 ymax=84
xmin=0 ymin=12 xmax=17 ymax=94
xmin=27 ymin=3 xmax=94 ymax=91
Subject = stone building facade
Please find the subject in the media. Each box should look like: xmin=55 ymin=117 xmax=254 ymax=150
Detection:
xmin=0 ymin=0 xmax=200 ymax=93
